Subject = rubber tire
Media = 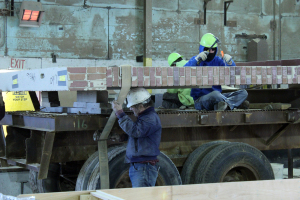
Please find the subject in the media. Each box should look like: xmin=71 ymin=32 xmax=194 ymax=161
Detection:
xmin=75 ymin=145 xmax=126 ymax=191
xmin=86 ymin=147 xmax=182 ymax=189
xmin=181 ymin=141 xmax=229 ymax=184
xmin=29 ymin=164 xmax=61 ymax=193
xmin=29 ymin=170 xmax=39 ymax=193
xmin=195 ymin=142 xmax=275 ymax=183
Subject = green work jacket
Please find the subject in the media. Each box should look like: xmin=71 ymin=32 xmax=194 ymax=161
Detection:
xmin=167 ymin=60 xmax=194 ymax=107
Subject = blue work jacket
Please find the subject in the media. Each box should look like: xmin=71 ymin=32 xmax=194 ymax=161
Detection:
xmin=117 ymin=107 xmax=162 ymax=163
xmin=184 ymin=45 xmax=236 ymax=100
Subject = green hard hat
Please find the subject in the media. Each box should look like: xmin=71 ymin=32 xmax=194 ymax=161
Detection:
xmin=200 ymin=33 xmax=218 ymax=48
xmin=168 ymin=53 xmax=182 ymax=66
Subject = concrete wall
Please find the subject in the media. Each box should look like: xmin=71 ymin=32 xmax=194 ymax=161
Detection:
xmin=0 ymin=0 xmax=299 ymax=67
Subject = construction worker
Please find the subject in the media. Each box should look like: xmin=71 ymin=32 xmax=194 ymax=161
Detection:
xmin=161 ymin=53 xmax=194 ymax=109
xmin=111 ymin=88 xmax=161 ymax=187
xmin=184 ymin=33 xmax=248 ymax=111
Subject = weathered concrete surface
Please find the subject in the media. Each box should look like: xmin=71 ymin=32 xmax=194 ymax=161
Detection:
xmin=0 ymin=0 xmax=299 ymax=64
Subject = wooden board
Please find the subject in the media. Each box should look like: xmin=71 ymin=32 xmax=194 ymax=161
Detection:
xmin=249 ymin=103 xmax=291 ymax=110
xmin=0 ymin=166 xmax=25 ymax=172
xmin=18 ymin=179 xmax=300 ymax=200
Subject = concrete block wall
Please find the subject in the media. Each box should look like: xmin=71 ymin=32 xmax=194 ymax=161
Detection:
xmin=0 ymin=0 xmax=299 ymax=64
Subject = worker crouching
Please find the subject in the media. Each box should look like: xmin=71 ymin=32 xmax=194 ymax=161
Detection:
xmin=112 ymin=88 xmax=162 ymax=187
xmin=184 ymin=33 xmax=249 ymax=111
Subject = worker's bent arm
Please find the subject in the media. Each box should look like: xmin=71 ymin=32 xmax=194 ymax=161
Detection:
xmin=118 ymin=115 xmax=160 ymax=138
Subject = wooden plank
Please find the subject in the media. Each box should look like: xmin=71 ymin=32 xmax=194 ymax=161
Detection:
xmin=18 ymin=179 xmax=300 ymax=200
xmin=172 ymin=179 xmax=300 ymax=200
xmin=249 ymin=103 xmax=291 ymax=110
xmin=91 ymin=191 xmax=124 ymax=200
xmin=80 ymin=195 xmax=98 ymax=200
xmin=0 ymin=166 xmax=25 ymax=172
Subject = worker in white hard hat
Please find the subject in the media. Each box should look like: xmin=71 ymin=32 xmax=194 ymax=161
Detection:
xmin=112 ymin=88 xmax=161 ymax=187
xmin=184 ymin=33 xmax=249 ymax=111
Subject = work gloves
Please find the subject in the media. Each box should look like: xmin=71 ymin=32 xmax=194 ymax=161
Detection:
xmin=195 ymin=51 xmax=209 ymax=62
xmin=112 ymin=100 xmax=122 ymax=112
xmin=223 ymin=54 xmax=232 ymax=65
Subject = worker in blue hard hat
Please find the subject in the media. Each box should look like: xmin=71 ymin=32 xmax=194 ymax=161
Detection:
xmin=184 ymin=33 xmax=249 ymax=111
xmin=161 ymin=53 xmax=194 ymax=109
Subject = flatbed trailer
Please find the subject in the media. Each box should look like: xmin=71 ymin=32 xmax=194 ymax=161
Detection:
xmin=1 ymin=62 xmax=300 ymax=192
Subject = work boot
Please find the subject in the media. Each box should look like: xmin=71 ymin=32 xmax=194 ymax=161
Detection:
xmin=238 ymin=100 xmax=249 ymax=109
xmin=214 ymin=101 xmax=228 ymax=111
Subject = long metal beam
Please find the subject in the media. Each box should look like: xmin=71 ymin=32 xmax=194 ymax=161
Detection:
xmin=2 ymin=109 xmax=300 ymax=131
xmin=0 ymin=113 xmax=108 ymax=132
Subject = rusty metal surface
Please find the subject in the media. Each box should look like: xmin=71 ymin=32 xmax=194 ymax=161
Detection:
xmin=156 ymin=109 xmax=300 ymax=127
xmin=3 ymin=109 xmax=300 ymax=131
xmin=5 ymin=126 xmax=30 ymax=159
xmin=26 ymin=130 xmax=45 ymax=164
xmin=0 ymin=112 xmax=109 ymax=132
xmin=26 ymin=130 xmax=97 ymax=163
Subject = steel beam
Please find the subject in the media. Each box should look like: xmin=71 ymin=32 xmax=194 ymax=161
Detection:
xmin=266 ymin=123 xmax=291 ymax=146
xmin=0 ymin=113 xmax=108 ymax=132
xmin=157 ymin=110 xmax=300 ymax=128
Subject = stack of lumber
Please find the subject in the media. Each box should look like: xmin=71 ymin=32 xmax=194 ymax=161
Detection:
xmin=18 ymin=179 xmax=300 ymax=200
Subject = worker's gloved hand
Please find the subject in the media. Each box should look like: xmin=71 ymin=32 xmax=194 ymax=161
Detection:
xmin=112 ymin=100 xmax=122 ymax=112
xmin=223 ymin=54 xmax=232 ymax=65
xmin=195 ymin=52 xmax=208 ymax=62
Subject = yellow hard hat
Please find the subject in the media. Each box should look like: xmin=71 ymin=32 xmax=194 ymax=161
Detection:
xmin=200 ymin=33 xmax=218 ymax=48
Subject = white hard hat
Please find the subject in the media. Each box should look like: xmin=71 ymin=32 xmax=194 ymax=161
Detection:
xmin=127 ymin=88 xmax=151 ymax=108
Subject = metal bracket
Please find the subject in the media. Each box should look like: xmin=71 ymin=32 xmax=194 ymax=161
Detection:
xmin=224 ymin=1 xmax=234 ymax=26
xmin=235 ymin=33 xmax=267 ymax=40
xmin=51 ymin=53 xmax=57 ymax=63
xmin=203 ymin=0 xmax=211 ymax=25
xmin=244 ymin=113 xmax=252 ymax=123
xmin=194 ymin=18 xmax=204 ymax=25
xmin=226 ymin=21 xmax=237 ymax=27
xmin=270 ymin=20 xmax=277 ymax=30
xmin=265 ymin=123 xmax=291 ymax=146
xmin=0 ymin=9 xmax=10 ymax=16
xmin=200 ymin=115 xmax=208 ymax=125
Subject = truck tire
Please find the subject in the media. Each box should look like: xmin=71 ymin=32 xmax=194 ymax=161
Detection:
xmin=29 ymin=170 xmax=39 ymax=193
xmin=75 ymin=145 xmax=126 ymax=191
xmin=181 ymin=141 xmax=229 ymax=184
xmin=28 ymin=164 xmax=61 ymax=193
xmin=86 ymin=148 xmax=182 ymax=189
xmin=195 ymin=142 xmax=275 ymax=183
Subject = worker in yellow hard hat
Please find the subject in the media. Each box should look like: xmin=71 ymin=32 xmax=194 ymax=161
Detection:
xmin=161 ymin=53 xmax=194 ymax=109
xmin=184 ymin=33 xmax=249 ymax=111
